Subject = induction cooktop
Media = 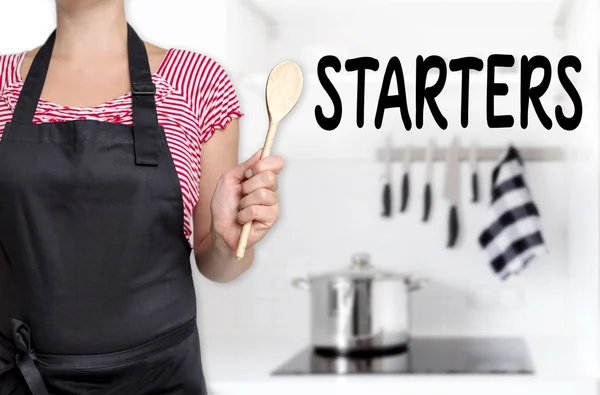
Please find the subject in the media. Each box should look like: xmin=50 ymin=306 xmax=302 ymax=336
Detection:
xmin=272 ymin=337 xmax=534 ymax=375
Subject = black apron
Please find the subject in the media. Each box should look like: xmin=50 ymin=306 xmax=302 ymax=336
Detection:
xmin=0 ymin=25 xmax=207 ymax=395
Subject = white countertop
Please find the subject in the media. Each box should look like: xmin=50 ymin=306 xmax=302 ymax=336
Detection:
xmin=200 ymin=336 xmax=597 ymax=395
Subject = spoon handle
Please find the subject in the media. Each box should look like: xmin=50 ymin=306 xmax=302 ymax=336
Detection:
xmin=235 ymin=121 xmax=279 ymax=259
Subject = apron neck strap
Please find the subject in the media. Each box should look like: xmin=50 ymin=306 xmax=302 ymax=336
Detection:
xmin=126 ymin=25 xmax=160 ymax=166
xmin=11 ymin=24 xmax=161 ymax=166
xmin=11 ymin=30 xmax=55 ymax=125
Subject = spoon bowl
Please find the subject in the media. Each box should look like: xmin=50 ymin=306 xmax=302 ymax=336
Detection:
xmin=266 ymin=61 xmax=304 ymax=125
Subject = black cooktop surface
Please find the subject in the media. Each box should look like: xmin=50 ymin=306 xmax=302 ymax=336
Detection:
xmin=272 ymin=337 xmax=534 ymax=375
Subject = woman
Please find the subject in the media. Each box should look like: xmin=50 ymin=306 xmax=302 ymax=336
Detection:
xmin=0 ymin=1 xmax=283 ymax=394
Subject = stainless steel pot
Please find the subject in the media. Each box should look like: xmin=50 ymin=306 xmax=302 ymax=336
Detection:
xmin=292 ymin=253 xmax=426 ymax=355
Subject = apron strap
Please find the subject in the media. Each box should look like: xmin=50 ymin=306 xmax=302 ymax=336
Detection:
xmin=10 ymin=32 xmax=54 ymax=126
xmin=11 ymin=24 xmax=160 ymax=166
xmin=11 ymin=319 xmax=49 ymax=395
xmin=127 ymin=24 xmax=160 ymax=166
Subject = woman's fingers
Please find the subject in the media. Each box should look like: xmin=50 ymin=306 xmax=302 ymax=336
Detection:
xmin=242 ymin=170 xmax=278 ymax=195
xmin=244 ymin=156 xmax=284 ymax=179
xmin=237 ymin=204 xmax=279 ymax=227
xmin=235 ymin=153 xmax=283 ymax=228
xmin=239 ymin=188 xmax=278 ymax=210
xmin=226 ymin=149 xmax=263 ymax=182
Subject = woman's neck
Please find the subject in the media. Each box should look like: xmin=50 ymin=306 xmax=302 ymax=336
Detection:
xmin=54 ymin=0 xmax=127 ymax=58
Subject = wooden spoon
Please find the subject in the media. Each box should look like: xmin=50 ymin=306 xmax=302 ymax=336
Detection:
xmin=235 ymin=61 xmax=304 ymax=260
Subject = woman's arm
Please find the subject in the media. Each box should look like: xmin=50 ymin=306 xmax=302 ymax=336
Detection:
xmin=192 ymin=119 xmax=283 ymax=283
xmin=193 ymin=119 xmax=251 ymax=282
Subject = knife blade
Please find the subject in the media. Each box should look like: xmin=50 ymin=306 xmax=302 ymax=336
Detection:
xmin=469 ymin=140 xmax=479 ymax=203
xmin=443 ymin=137 xmax=460 ymax=248
xmin=400 ymin=144 xmax=411 ymax=213
xmin=422 ymin=139 xmax=434 ymax=222
xmin=382 ymin=134 xmax=392 ymax=217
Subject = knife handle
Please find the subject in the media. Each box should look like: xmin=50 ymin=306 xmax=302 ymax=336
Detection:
xmin=382 ymin=183 xmax=392 ymax=217
xmin=447 ymin=206 xmax=459 ymax=248
xmin=400 ymin=173 xmax=409 ymax=212
xmin=471 ymin=173 xmax=479 ymax=203
xmin=422 ymin=183 xmax=431 ymax=222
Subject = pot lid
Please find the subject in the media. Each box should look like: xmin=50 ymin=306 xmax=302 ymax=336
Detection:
xmin=309 ymin=253 xmax=408 ymax=281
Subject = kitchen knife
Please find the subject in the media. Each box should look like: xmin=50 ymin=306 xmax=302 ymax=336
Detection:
xmin=400 ymin=144 xmax=411 ymax=213
xmin=469 ymin=140 xmax=479 ymax=203
xmin=382 ymin=135 xmax=392 ymax=217
xmin=443 ymin=137 xmax=461 ymax=248
xmin=422 ymin=139 xmax=435 ymax=222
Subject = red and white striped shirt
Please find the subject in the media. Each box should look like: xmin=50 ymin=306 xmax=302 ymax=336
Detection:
xmin=0 ymin=49 xmax=242 ymax=247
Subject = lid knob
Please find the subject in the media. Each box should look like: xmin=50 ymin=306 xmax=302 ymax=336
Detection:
xmin=350 ymin=253 xmax=372 ymax=270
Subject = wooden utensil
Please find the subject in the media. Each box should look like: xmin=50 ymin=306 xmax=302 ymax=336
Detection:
xmin=235 ymin=61 xmax=304 ymax=260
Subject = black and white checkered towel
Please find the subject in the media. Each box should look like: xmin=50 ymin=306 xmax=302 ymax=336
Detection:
xmin=478 ymin=145 xmax=547 ymax=280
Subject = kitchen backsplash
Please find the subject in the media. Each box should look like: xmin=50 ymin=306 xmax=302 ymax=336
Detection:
xmin=194 ymin=157 xmax=568 ymax=342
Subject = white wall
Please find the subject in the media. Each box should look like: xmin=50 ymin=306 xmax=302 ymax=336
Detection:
xmin=560 ymin=0 xmax=600 ymax=376
xmin=197 ymin=0 xmax=579 ymax=344
xmin=225 ymin=1 xmax=272 ymax=76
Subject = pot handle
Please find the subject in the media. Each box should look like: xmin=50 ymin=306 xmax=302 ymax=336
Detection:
xmin=291 ymin=277 xmax=311 ymax=291
xmin=406 ymin=278 xmax=428 ymax=292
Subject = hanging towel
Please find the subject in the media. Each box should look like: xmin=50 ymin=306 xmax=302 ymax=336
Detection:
xmin=478 ymin=145 xmax=547 ymax=280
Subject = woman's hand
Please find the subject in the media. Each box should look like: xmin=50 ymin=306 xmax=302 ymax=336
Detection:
xmin=209 ymin=149 xmax=284 ymax=255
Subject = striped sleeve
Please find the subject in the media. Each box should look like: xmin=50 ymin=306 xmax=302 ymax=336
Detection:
xmin=0 ymin=54 xmax=13 ymax=93
xmin=196 ymin=57 xmax=242 ymax=143
xmin=158 ymin=49 xmax=242 ymax=144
